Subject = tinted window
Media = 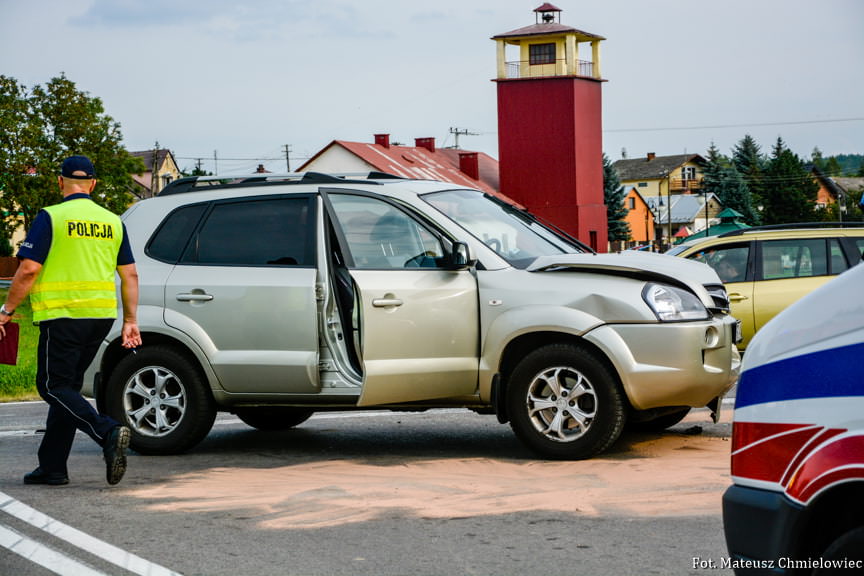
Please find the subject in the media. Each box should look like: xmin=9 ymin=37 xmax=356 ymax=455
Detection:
xmin=329 ymin=195 xmax=445 ymax=269
xmin=761 ymin=238 xmax=826 ymax=279
xmin=829 ymin=239 xmax=849 ymax=274
xmin=856 ymin=239 xmax=864 ymax=261
xmin=147 ymin=203 xmax=207 ymax=263
xmin=183 ymin=197 xmax=314 ymax=266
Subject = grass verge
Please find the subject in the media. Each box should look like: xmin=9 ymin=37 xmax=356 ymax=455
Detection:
xmin=0 ymin=289 xmax=39 ymax=402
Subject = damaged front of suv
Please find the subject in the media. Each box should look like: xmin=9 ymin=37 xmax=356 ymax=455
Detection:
xmin=421 ymin=187 xmax=740 ymax=459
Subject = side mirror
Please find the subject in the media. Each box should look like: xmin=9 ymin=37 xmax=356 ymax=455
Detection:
xmin=447 ymin=241 xmax=475 ymax=270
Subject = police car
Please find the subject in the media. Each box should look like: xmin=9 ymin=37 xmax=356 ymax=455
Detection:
xmin=722 ymin=261 xmax=864 ymax=573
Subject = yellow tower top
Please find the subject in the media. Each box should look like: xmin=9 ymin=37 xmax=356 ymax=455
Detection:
xmin=492 ymin=3 xmax=605 ymax=80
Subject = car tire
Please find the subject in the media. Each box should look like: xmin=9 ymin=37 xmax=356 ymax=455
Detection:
xmin=106 ymin=346 xmax=216 ymax=455
xmin=813 ymin=526 xmax=864 ymax=575
xmin=234 ymin=407 xmax=314 ymax=431
xmin=627 ymin=408 xmax=691 ymax=433
xmin=507 ymin=343 xmax=625 ymax=460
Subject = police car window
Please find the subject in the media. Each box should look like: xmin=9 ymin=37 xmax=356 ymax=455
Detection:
xmin=185 ymin=197 xmax=314 ymax=266
xmin=761 ymin=238 xmax=826 ymax=280
xmin=329 ymin=195 xmax=445 ymax=269
xmin=148 ymin=203 xmax=207 ymax=263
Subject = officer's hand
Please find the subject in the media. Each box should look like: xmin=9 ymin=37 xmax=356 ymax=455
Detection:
xmin=121 ymin=321 xmax=142 ymax=349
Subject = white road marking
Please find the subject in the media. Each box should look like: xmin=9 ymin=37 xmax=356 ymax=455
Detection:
xmin=0 ymin=491 xmax=183 ymax=576
xmin=0 ymin=522 xmax=108 ymax=576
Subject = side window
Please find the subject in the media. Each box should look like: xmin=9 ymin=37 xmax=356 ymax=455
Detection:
xmin=689 ymin=244 xmax=749 ymax=283
xmin=761 ymin=239 xmax=826 ymax=280
xmin=829 ymin=239 xmax=849 ymax=274
xmin=183 ymin=197 xmax=314 ymax=266
xmin=329 ymin=195 xmax=445 ymax=270
xmin=529 ymin=43 xmax=556 ymax=66
xmin=147 ymin=203 xmax=207 ymax=263
xmin=855 ymin=239 xmax=864 ymax=262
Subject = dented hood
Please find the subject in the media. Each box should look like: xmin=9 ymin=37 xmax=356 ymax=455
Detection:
xmin=527 ymin=251 xmax=722 ymax=293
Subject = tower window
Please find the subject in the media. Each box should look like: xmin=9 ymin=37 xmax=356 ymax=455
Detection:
xmin=529 ymin=43 xmax=556 ymax=65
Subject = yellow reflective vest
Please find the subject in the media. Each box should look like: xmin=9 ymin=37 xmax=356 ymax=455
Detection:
xmin=30 ymin=199 xmax=123 ymax=322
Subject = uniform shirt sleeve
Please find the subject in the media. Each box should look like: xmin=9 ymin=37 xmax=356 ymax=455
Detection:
xmin=15 ymin=210 xmax=52 ymax=264
xmin=117 ymin=223 xmax=135 ymax=266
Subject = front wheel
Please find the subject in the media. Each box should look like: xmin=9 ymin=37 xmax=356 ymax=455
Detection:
xmin=507 ymin=343 xmax=626 ymax=460
xmin=813 ymin=527 xmax=864 ymax=575
xmin=106 ymin=346 xmax=216 ymax=455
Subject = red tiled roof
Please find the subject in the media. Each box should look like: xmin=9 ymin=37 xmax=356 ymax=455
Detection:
xmin=300 ymin=139 xmax=507 ymax=201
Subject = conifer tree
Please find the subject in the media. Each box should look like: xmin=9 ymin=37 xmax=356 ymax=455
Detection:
xmin=761 ymin=137 xmax=817 ymax=224
xmin=732 ymin=134 xmax=766 ymax=216
xmin=703 ymin=143 xmax=760 ymax=225
xmin=603 ymin=153 xmax=630 ymax=247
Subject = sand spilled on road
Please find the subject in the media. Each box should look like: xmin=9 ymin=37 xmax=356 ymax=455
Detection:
xmin=127 ymin=417 xmax=732 ymax=529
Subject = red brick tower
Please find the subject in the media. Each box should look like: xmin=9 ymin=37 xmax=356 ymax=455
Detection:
xmin=493 ymin=4 xmax=608 ymax=252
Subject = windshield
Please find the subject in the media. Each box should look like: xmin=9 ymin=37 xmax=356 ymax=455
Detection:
xmin=423 ymin=189 xmax=585 ymax=268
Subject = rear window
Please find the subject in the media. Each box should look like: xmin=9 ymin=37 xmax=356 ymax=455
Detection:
xmin=147 ymin=203 xmax=207 ymax=263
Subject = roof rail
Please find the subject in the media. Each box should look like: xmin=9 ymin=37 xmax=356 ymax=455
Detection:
xmin=718 ymin=221 xmax=864 ymax=238
xmin=158 ymin=171 xmax=402 ymax=196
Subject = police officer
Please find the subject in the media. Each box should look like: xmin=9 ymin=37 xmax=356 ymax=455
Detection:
xmin=0 ymin=155 xmax=142 ymax=486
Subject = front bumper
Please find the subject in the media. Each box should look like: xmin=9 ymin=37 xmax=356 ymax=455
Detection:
xmin=722 ymin=484 xmax=806 ymax=575
xmin=585 ymin=314 xmax=741 ymax=410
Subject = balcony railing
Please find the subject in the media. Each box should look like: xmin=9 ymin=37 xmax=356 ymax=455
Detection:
xmin=671 ymin=178 xmax=703 ymax=191
xmin=505 ymin=58 xmax=595 ymax=79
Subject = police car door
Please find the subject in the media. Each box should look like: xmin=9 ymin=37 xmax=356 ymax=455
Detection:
xmin=323 ymin=190 xmax=479 ymax=406
xmin=162 ymin=195 xmax=320 ymax=393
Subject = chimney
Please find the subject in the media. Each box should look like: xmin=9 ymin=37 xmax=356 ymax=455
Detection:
xmin=415 ymin=137 xmax=436 ymax=153
xmin=647 ymin=152 xmax=656 ymax=161
xmin=374 ymin=134 xmax=390 ymax=148
xmin=459 ymin=152 xmax=479 ymax=180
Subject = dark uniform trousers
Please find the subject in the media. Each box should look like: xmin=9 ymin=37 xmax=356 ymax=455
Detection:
xmin=35 ymin=318 xmax=119 ymax=475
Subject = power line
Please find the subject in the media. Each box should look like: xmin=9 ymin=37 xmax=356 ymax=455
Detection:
xmin=605 ymin=117 xmax=864 ymax=134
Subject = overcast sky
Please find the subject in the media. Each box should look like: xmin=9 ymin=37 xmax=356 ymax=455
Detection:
xmin=2 ymin=0 xmax=862 ymax=175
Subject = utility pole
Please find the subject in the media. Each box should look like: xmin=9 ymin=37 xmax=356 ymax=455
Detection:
xmin=449 ymin=127 xmax=478 ymax=150
xmin=213 ymin=150 xmax=218 ymax=176
xmin=283 ymin=144 xmax=292 ymax=172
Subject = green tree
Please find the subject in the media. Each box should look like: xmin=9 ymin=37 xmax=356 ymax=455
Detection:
xmin=732 ymin=134 xmax=766 ymax=215
xmin=703 ymin=143 xmax=760 ymax=225
xmin=0 ymin=74 xmax=144 ymax=238
xmin=761 ymin=137 xmax=818 ymax=225
xmin=603 ymin=153 xmax=630 ymax=246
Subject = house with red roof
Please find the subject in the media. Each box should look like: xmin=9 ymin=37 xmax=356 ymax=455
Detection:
xmin=297 ymin=134 xmax=501 ymax=197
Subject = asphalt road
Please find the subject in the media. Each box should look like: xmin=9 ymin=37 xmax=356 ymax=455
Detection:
xmin=0 ymin=401 xmax=736 ymax=576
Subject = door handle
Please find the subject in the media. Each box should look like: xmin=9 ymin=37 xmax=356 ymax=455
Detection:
xmin=728 ymin=292 xmax=749 ymax=302
xmin=176 ymin=292 xmax=214 ymax=302
xmin=372 ymin=298 xmax=403 ymax=308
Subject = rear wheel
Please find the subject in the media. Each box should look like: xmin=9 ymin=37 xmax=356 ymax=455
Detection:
xmin=234 ymin=407 xmax=314 ymax=431
xmin=507 ymin=343 xmax=625 ymax=460
xmin=106 ymin=346 xmax=216 ymax=455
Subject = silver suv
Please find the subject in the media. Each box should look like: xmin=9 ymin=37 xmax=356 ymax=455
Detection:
xmin=85 ymin=173 xmax=740 ymax=459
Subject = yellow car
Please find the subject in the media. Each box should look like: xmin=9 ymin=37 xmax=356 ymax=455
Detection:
xmin=668 ymin=224 xmax=864 ymax=350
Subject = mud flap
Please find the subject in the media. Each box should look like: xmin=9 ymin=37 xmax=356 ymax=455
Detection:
xmin=707 ymin=395 xmax=722 ymax=423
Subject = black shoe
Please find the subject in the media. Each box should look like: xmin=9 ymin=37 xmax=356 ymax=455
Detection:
xmin=103 ymin=426 xmax=130 ymax=485
xmin=24 ymin=467 xmax=69 ymax=486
